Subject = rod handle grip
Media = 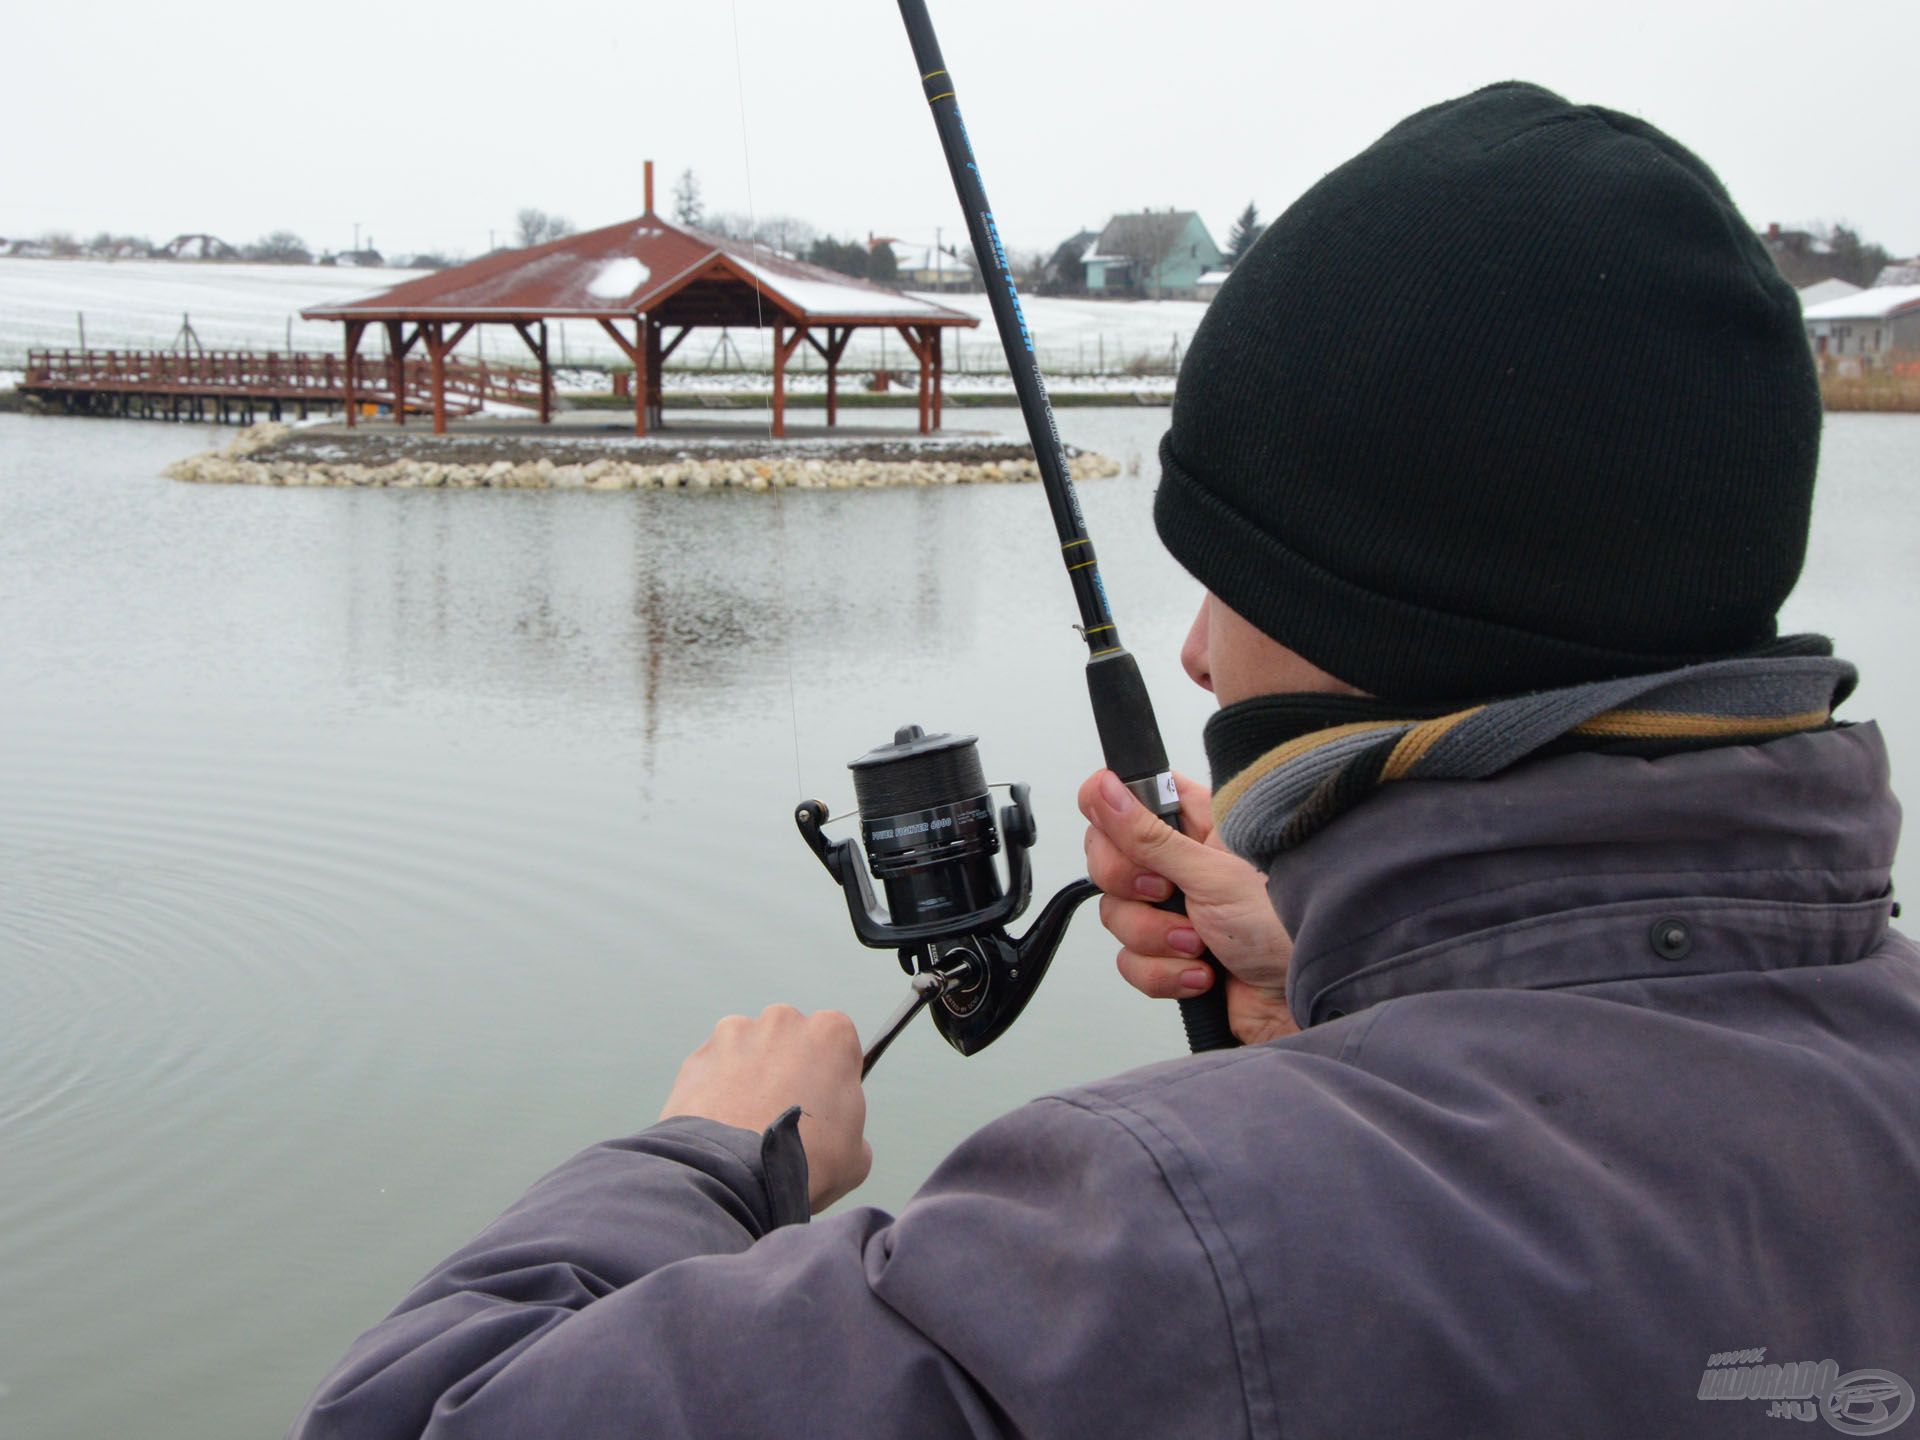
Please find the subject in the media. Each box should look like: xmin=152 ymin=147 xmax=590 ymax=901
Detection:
xmin=1088 ymin=651 xmax=1239 ymax=1055
xmin=1154 ymin=838 xmax=1238 ymax=1054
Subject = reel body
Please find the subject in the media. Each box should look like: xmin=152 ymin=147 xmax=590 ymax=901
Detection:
xmin=796 ymin=725 xmax=1096 ymax=1061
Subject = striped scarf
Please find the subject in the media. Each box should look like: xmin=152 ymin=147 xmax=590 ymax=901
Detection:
xmin=1208 ymin=654 xmax=1858 ymax=864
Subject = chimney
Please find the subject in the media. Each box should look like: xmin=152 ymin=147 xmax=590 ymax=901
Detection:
xmin=645 ymin=160 xmax=655 ymax=217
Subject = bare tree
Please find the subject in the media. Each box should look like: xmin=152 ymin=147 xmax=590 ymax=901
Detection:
xmin=754 ymin=215 xmax=816 ymax=257
xmin=673 ymin=169 xmax=704 ymax=227
xmin=514 ymin=208 xmax=575 ymax=248
xmin=696 ymin=211 xmax=816 ymax=257
xmin=85 ymin=232 xmax=152 ymax=259
xmin=244 ymin=230 xmax=313 ymax=264
xmin=1106 ymin=210 xmax=1186 ymax=298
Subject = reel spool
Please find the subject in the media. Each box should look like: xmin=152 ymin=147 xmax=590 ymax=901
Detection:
xmin=796 ymin=725 xmax=1097 ymax=1062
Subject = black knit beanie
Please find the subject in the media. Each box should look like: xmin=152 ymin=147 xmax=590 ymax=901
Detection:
xmin=1155 ymin=82 xmax=1821 ymax=702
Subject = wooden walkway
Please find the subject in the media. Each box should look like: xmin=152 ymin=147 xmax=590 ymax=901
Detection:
xmin=20 ymin=349 xmax=549 ymax=424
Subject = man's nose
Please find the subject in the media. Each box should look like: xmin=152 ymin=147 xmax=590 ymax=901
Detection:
xmin=1180 ymin=603 xmax=1214 ymax=693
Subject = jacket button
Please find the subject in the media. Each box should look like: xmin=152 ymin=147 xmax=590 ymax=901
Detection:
xmin=1650 ymin=918 xmax=1693 ymax=961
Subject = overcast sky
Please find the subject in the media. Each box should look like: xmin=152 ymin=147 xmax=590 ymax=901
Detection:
xmin=8 ymin=0 xmax=1915 ymax=263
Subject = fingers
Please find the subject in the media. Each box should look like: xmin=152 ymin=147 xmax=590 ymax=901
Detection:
xmin=1172 ymin=771 xmax=1216 ymax=844
xmin=1079 ymin=770 xmax=1237 ymax=904
xmin=1078 ymin=770 xmax=1204 ymax=883
xmin=1116 ymin=947 xmax=1216 ymax=1001
xmin=803 ymin=1007 xmax=863 ymax=1069
xmin=1097 ymin=890 xmax=1201 ymax=957
xmin=1085 ymin=823 xmax=1173 ymax=903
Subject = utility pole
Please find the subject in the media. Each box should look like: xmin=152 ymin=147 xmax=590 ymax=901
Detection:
xmin=353 ymin=221 xmax=362 ymax=255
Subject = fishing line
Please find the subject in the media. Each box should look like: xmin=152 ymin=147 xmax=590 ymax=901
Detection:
xmin=821 ymin=783 xmax=1020 ymax=829
xmin=729 ymin=0 xmax=806 ymax=801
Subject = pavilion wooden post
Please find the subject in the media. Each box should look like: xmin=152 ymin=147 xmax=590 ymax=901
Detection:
xmin=932 ymin=327 xmax=945 ymax=430
xmin=591 ymin=317 xmax=651 ymax=436
xmin=537 ymin=321 xmax=551 ymax=424
xmin=771 ymin=325 xmax=807 ymax=439
xmin=897 ymin=325 xmax=934 ymax=435
xmin=384 ymin=321 xmax=406 ymax=425
xmin=511 ymin=320 xmax=552 ymax=424
xmin=772 ymin=323 xmax=786 ymax=439
xmin=641 ymin=311 xmax=656 ymax=433
xmin=645 ymin=318 xmax=664 ymax=432
xmin=806 ymin=326 xmax=853 ymax=429
xmin=426 ymin=323 xmax=446 ymax=433
xmin=343 ymin=320 xmax=364 ymax=427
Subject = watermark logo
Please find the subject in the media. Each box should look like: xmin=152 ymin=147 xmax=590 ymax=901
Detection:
xmin=1698 ymin=1349 xmax=1915 ymax=1433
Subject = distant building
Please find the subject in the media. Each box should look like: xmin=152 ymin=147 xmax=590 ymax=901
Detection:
xmin=1760 ymin=222 xmax=1834 ymax=287
xmin=1041 ymin=229 xmax=1100 ymax=294
xmin=1797 ymin=278 xmax=1862 ymax=309
xmin=1873 ymin=260 xmax=1920 ymax=289
xmin=1082 ymin=210 xmax=1223 ymax=299
xmin=1197 ymin=268 xmax=1232 ymax=301
xmin=1799 ymin=284 xmax=1920 ymax=374
xmin=159 ymin=233 xmax=240 ymax=261
xmin=322 ymin=247 xmax=387 ymax=269
xmin=878 ymin=239 xmax=975 ymax=292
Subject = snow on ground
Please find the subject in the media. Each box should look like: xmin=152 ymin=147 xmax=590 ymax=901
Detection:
xmin=0 ymin=258 xmax=1210 ymax=379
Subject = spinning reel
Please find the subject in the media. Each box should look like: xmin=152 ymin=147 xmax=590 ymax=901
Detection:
xmin=796 ymin=725 xmax=1098 ymax=1073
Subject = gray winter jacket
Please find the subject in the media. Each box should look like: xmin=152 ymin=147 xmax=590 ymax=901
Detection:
xmin=291 ymin=721 xmax=1917 ymax=1438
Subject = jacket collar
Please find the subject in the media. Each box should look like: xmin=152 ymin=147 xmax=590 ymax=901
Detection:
xmin=1262 ymin=724 xmax=1901 ymax=1027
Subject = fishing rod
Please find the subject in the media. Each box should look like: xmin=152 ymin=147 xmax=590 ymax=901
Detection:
xmin=791 ymin=3 xmax=1237 ymax=1067
xmin=891 ymin=0 xmax=1234 ymax=1057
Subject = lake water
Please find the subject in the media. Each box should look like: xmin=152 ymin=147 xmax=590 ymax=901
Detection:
xmin=2 ymin=407 xmax=1916 ymax=1438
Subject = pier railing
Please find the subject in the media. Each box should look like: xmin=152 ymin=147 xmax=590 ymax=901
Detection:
xmin=22 ymin=349 xmax=546 ymax=416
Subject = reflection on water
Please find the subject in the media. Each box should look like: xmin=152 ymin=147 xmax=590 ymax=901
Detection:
xmin=329 ymin=480 xmax=989 ymax=753
xmin=1 ymin=408 xmax=1915 ymax=1440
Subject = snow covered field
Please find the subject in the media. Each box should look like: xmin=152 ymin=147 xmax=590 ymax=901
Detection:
xmin=0 ymin=258 xmax=1209 ymax=380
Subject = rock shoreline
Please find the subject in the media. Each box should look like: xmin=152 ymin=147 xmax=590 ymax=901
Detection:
xmin=165 ymin=424 xmax=1123 ymax=491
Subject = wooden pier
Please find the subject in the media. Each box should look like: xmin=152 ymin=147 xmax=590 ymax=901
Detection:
xmin=20 ymin=349 xmax=549 ymax=425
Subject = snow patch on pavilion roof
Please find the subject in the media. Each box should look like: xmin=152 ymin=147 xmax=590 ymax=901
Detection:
xmin=587 ymin=257 xmax=650 ymax=300
xmin=732 ymin=256 xmax=953 ymax=318
xmin=296 ymin=213 xmax=976 ymax=325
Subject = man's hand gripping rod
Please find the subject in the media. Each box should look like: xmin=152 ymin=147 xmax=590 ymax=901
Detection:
xmin=893 ymin=0 xmax=1236 ymax=1054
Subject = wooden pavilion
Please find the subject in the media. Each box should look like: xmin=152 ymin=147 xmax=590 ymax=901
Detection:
xmin=302 ymin=165 xmax=978 ymax=437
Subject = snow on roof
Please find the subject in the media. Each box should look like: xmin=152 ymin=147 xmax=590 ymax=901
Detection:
xmin=734 ymin=256 xmax=948 ymax=318
xmin=1096 ymin=211 xmax=1202 ymax=255
xmin=1874 ymin=261 xmax=1920 ymax=288
xmin=587 ymin=256 xmax=650 ymax=300
xmin=301 ymin=214 xmax=974 ymax=325
xmin=1799 ymin=284 xmax=1920 ymax=322
xmin=1198 ymin=270 xmax=1233 ymax=285
xmin=1795 ymin=278 xmax=1862 ymax=308
xmin=884 ymin=240 xmax=968 ymax=277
